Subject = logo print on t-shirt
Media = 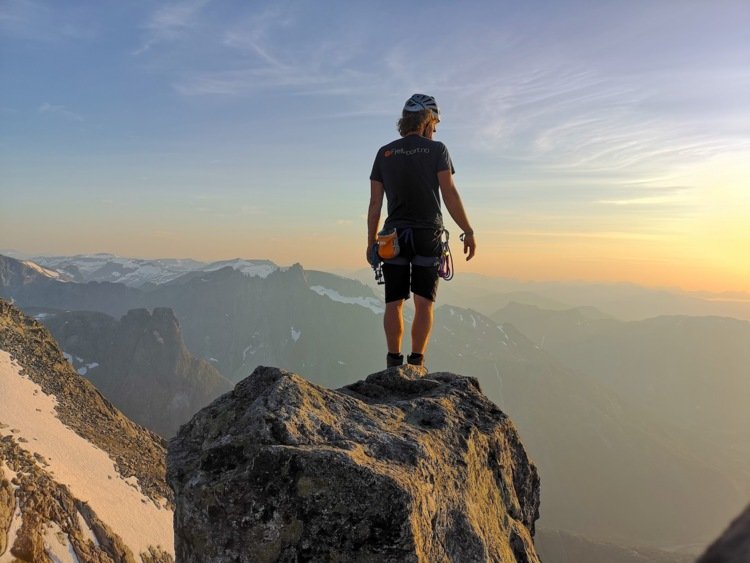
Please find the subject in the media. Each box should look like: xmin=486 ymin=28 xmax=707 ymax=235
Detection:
xmin=384 ymin=150 xmax=393 ymax=157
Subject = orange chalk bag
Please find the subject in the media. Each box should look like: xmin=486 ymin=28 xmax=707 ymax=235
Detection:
xmin=376 ymin=228 xmax=400 ymax=260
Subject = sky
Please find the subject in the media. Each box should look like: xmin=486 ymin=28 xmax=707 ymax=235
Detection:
xmin=1 ymin=0 xmax=749 ymax=292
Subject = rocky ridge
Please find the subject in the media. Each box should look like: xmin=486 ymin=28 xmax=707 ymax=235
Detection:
xmin=44 ymin=307 xmax=234 ymax=437
xmin=0 ymin=299 xmax=173 ymax=562
xmin=168 ymin=364 xmax=540 ymax=562
xmin=0 ymin=300 xmax=171 ymax=503
xmin=0 ymin=438 xmax=168 ymax=562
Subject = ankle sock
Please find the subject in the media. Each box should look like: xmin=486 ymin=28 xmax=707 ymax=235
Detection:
xmin=387 ymin=352 xmax=404 ymax=367
xmin=407 ymin=353 xmax=424 ymax=366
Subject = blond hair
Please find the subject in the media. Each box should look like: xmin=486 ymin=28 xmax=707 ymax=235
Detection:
xmin=397 ymin=109 xmax=435 ymax=136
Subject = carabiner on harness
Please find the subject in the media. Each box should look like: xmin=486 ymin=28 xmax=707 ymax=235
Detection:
xmin=369 ymin=243 xmax=385 ymax=285
xmin=438 ymin=229 xmax=454 ymax=281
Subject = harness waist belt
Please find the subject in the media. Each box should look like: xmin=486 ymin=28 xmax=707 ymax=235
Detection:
xmin=383 ymin=255 xmax=440 ymax=267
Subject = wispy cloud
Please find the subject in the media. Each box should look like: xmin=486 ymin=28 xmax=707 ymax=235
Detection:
xmin=491 ymin=229 xmax=669 ymax=242
xmin=171 ymin=4 xmax=384 ymax=103
xmin=135 ymin=0 xmax=210 ymax=55
xmin=174 ymin=67 xmax=328 ymax=96
xmin=37 ymin=102 xmax=83 ymax=121
xmin=423 ymin=7 xmax=750 ymax=186
xmin=598 ymin=196 xmax=686 ymax=207
xmin=1 ymin=0 xmax=50 ymax=35
xmin=0 ymin=0 xmax=98 ymax=41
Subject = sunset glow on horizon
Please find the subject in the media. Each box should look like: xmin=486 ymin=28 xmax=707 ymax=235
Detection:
xmin=2 ymin=1 xmax=749 ymax=293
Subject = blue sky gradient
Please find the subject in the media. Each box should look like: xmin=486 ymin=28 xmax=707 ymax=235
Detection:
xmin=2 ymin=1 xmax=749 ymax=290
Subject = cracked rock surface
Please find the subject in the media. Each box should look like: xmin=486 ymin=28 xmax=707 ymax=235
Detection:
xmin=168 ymin=364 xmax=541 ymax=562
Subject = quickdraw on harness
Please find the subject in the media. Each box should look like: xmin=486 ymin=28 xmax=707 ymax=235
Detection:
xmin=439 ymin=229 xmax=454 ymax=281
xmin=370 ymin=228 xmax=455 ymax=285
xmin=369 ymin=243 xmax=385 ymax=285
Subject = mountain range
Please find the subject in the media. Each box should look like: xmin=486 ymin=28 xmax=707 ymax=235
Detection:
xmin=3 ymin=297 xmax=703 ymax=562
xmin=6 ymin=250 xmax=750 ymax=320
xmin=2 ymin=252 xmax=747 ymax=557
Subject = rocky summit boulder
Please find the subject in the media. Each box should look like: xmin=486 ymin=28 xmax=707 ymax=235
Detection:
xmin=168 ymin=365 xmax=541 ymax=562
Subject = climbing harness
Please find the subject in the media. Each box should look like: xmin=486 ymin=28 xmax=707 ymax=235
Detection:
xmin=370 ymin=228 xmax=455 ymax=284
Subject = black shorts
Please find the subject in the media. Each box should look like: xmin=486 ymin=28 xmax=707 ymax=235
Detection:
xmin=382 ymin=228 xmax=442 ymax=303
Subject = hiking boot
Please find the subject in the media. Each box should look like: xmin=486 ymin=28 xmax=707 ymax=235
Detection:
xmin=386 ymin=353 xmax=404 ymax=368
xmin=407 ymin=353 xmax=424 ymax=367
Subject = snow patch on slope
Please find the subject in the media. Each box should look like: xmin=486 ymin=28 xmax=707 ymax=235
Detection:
xmin=0 ymin=461 xmax=21 ymax=563
xmin=21 ymin=260 xmax=63 ymax=280
xmin=0 ymin=499 xmax=21 ymax=563
xmin=77 ymin=510 xmax=100 ymax=548
xmin=76 ymin=362 xmax=99 ymax=376
xmin=498 ymin=324 xmax=511 ymax=344
xmin=309 ymin=285 xmax=384 ymax=314
xmin=202 ymin=259 xmax=277 ymax=279
xmin=0 ymin=350 xmax=174 ymax=558
xmin=291 ymin=327 xmax=301 ymax=342
xmin=43 ymin=520 xmax=79 ymax=563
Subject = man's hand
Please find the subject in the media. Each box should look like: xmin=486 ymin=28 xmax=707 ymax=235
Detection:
xmin=366 ymin=243 xmax=379 ymax=266
xmin=463 ymin=234 xmax=476 ymax=261
xmin=438 ymin=171 xmax=476 ymax=262
xmin=367 ymin=181 xmax=385 ymax=263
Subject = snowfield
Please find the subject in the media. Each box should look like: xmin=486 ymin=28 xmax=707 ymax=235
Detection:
xmin=201 ymin=259 xmax=278 ymax=279
xmin=309 ymin=285 xmax=384 ymax=314
xmin=0 ymin=350 xmax=174 ymax=560
xmin=21 ymin=260 xmax=64 ymax=280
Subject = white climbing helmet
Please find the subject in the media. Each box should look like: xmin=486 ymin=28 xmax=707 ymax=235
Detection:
xmin=403 ymin=94 xmax=440 ymax=119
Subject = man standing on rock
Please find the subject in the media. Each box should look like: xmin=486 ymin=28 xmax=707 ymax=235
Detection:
xmin=367 ymin=93 xmax=476 ymax=369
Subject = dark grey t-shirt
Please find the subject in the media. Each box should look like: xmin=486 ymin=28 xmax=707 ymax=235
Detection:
xmin=370 ymin=135 xmax=455 ymax=230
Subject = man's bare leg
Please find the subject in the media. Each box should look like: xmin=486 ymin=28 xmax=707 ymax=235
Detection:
xmin=411 ymin=294 xmax=434 ymax=355
xmin=384 ymin=299 xmax=404 ymax=354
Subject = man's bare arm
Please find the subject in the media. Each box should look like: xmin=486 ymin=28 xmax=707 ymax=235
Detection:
xmin=438 ymin=169 xmax=476 ymax=260
xmin=366 ymin=180 xmax=385 ymax=263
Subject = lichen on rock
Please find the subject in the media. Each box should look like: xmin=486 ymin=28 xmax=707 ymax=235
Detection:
xmin=168 ymin=364 xmax=541 ymax=562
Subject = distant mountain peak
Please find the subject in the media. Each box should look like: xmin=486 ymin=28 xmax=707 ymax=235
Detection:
xmin=44 ymin=306 xmax=234 ymax=438
xmin=201 ymin=258 xmax=279 ymax=279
